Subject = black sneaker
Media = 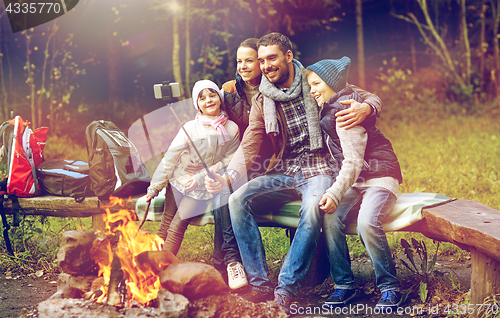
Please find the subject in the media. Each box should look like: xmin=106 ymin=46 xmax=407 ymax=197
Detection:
xmin=375 ymin=290 xmax=402 ymax=308
xmin=241 ymin=287 xmax=274 ymax=303
xmin=274 ymin=292 xmax=292 ymax=314
xmin=324 ymin=288 xmax=356 ymax=305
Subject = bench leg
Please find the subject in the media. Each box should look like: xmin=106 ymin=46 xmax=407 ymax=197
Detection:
xmin=470 ymin=247 xmax=500 ymax=317
xmin=92 ymin=214 xmax=105 ymax=231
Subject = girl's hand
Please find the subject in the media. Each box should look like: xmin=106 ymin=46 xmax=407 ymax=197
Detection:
xmin=185 ymin=177 xmax=198 ymax=192
xmin=319 ymin=195 xmax=337 ymax=214
xmin=180 ymin=153 xmax=204 ymax=175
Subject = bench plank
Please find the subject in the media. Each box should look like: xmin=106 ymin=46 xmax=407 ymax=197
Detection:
xmin=410 ymin=199 xmax=500 ymax=264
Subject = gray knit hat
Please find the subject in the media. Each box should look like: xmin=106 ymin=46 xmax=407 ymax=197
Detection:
xmin=306 ymin=57 xmax=351 ymax=93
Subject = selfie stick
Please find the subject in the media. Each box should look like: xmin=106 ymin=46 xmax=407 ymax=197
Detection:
xmin=170 ymin=106 xmax=216 ymax=180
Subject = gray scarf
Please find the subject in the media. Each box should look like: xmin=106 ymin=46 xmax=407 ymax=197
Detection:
xmin=259 ymin=59 xmax=323 ymax=151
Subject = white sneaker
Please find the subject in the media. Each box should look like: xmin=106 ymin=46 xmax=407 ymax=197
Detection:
xmin=227 ymin=262 xmax=248 ymax=290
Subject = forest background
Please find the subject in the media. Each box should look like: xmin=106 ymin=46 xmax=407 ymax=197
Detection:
xmin=0 ymin=0 xmax=499 ymax=300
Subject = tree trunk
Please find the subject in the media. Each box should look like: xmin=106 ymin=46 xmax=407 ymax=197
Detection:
xmin=460 ymin=0 xmax=471 ymax=85
xmin=0 ymin=17 xmax=8 ymax=121
xmin=184 ymin=0 xmax=191 ymax=98
xmin=479 ymin=0 xmax=486 ymax=86
xmin=172 ymin=12 xmax=185 ymax=98
xmin=356 ymin=0 xmax=366 ymax=88
xmin=107 ymin=32 xmax=122 ymax=112
xmin=25 ymin=34 xmax=36 ymax=128
xmin=37 ymin=21 xmax=58 ymax=128
xmin=490 ymin=0 xmax=500 ymax=98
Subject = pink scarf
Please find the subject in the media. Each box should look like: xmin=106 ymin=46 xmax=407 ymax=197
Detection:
xmin=198 ymin=112 xmax=230 ymax=145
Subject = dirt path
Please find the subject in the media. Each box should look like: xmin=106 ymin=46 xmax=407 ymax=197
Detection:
xmin=0 ymin=255 xmax=471 ymax=318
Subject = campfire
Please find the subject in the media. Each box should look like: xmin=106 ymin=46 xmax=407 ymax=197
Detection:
xmin=23 ymin=197 xmax=287 ymax=318
xmin=90 ymin=196 xmax=165 ymax=307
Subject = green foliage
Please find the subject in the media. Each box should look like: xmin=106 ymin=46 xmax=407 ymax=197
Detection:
xmin=418 ymin=281 xmax=428 ymax=303
xmin=477 ymin=294 xmax=500 ymax=318
xmin=43 ymin=135 xmax=87 ymax=160
xmin=399 ymin=238 xmax=439 ymax=283
xmin=0 ymin=216 xmax=92 ymax=274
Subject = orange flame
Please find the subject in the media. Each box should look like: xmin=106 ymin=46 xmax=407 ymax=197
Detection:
xmin=94 ymin=196 xmax=164 ymax=306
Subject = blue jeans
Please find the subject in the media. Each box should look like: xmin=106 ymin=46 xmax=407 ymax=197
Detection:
xmin=212 ymin=186 xmax=242 ymax=273
xmin=228 ymin=172 xmax=334 ymax=297
xmin=323 ymin=186 xmax=400 ymax=292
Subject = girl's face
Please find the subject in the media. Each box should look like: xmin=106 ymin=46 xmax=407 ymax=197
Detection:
xmin=307 ymin=71 xmax=336 ymax=107
xmin=197 ymin=89 xmax=221 ymax=116
xmin=236 ymin=46 xmax=261 ymax=86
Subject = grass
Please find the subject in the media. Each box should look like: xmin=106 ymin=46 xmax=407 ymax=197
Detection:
xmin=0 ymin=113 xmax=498 ymax=286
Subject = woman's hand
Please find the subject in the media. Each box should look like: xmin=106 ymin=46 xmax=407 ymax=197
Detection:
xmin=335 ymin=100 xmax=371 ymax=129
xmin=180 ymin=153 xmax=204 ymax=175
xmin=319 ymin=195 xmax=337 ymax=214
xmin=184 ymin=177 xmax=198 ymax=192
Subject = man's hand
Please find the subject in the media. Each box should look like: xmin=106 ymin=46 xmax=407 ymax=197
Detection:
xmin=180 ymin=153 xmax=204 ymax=175
xmin=335 ymin=100 xmax=372 ymax=129
xmin=204 ymin=170 xmax=228 ymax=194
xmin=319 ymin=195 xmax=337 ymax=214
xmin=184 ymin=177 xmax=198 ymax=192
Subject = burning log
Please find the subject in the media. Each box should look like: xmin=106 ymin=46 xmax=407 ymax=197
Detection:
xmin=107 ymin=250 xmax=126 ymax=306
xmin=135 ymin=250 xmax=181 ymax=275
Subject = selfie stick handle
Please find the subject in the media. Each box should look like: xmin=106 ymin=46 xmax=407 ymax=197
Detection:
xmin=170 ymin=106 xmax=216 ymax=180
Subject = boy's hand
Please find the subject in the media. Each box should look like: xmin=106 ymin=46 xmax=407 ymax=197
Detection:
xmin=145 ymin=194 xmax=154 ymax=203
xmin=180 ymin=153 xmax=203 ymax=175
xmin=204 ymin=170 xmax=228 ymax=194
xmin=336 ymin=100 xmax=371 ymax=129
xmin=319 ymin=195 xmax=337 ymax=214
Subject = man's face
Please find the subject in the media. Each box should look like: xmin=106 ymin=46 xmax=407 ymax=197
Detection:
xmin=258 ymin=44 xmax=292 ymax=88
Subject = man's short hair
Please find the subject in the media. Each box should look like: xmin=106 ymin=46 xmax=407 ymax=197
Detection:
xmin=257 ymin=32 xmax=293 ymax=55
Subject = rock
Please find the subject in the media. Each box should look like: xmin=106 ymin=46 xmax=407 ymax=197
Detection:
xmin=58 ymin=272 xmax=96 ymax=292
xmin=49 ymin=285 xmax=84 ymax=300
xmin=57 ymin=230 xmax=98 ymax=276
xmin=190 ymin=294 xmax=288 ymax=318
xmin=159 ymin=262 xmax=228 ymax=300
xmin=155 ymin=289 xmax=189 ymax=318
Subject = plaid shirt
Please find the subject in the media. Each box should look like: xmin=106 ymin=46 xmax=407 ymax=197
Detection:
xmin=278 ymin=93 xmax=333 ymax=179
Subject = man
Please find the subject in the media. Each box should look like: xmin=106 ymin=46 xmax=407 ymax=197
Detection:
xmin=205 ymin=32 xmax=382 ymax=313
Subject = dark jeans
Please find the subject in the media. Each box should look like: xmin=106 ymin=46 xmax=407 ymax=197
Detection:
xmin=213 ymin=186 xmax=242 ymax=274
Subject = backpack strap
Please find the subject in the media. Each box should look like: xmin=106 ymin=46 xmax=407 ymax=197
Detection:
xmin=8 ymin=195 xmax=20 ymax=227
xmin=0 ymin=178 xmax=13 ymax=255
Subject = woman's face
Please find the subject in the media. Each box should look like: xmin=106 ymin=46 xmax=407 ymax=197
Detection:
xmin=236 ymin=46 xmax=261 ymax=86
xmin=197 ymin=89 xmax=221 ymax=116
xmin=307 ymin=71 xmax=336 ymax=106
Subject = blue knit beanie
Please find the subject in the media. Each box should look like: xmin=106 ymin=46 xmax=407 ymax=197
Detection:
xmin=306 ymin=57 xmax=351 ymax=93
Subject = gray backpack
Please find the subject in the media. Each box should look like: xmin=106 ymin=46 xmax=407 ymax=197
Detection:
xmin=85 ymin=120 xmax=150 ymax=200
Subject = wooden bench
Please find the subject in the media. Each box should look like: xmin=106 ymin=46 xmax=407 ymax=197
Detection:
xmin=2 ymin=195 xmax=500 ymax=311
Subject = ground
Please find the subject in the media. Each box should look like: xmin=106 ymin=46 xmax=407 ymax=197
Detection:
xmin=0 ymin=254 xmax=471 ymax=318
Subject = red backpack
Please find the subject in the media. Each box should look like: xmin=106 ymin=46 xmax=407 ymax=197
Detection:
xmin=1 ymin=116 xmax=49 ymax=197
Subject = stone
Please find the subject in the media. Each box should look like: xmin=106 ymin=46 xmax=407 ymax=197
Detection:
xmin=58 ymin=272 xmax=96 ymax=292
xmin=155 ymin=289 xmax=189 ymax=318
xmin=159 ymin=262 xmax=228 ymax=300
xmin=49 ymin=285 xmax=84 ymax=300
xmin=57 ymin=230 xmax=98 ymax=276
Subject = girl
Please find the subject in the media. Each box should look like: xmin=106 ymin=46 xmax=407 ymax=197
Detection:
xmin=145 ymin=80 xmax=240 ymax=257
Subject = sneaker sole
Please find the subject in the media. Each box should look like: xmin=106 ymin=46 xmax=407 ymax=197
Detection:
xmin=229 ymin=280 xmax=249 ymax=290
xmin=323 ymin=291 xmax=356 ymax=306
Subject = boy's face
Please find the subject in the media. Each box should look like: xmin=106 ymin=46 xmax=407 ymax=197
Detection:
xmin=307 ymin=72 xmax=336 ymax=107
xmin=197 ymin=89 xmax=221 ymax=117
